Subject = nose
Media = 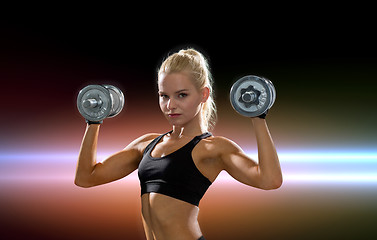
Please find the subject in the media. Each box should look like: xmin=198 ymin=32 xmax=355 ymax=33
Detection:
xmin=167 ymin=99 xmax=177 ymax=110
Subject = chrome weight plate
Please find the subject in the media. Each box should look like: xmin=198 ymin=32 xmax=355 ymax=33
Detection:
xmin=77 ymin=85 xmax=112 ymax=122
xmin=102 ymin=85 xmax=125 ymax=118
xmin=230 ymin=75 xmax=273 ymax=117
xmin=263 ymin=77 xmax=276 ymax=109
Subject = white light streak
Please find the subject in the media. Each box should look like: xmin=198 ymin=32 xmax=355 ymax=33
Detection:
xmin=0 ymin=151 xmax=377 ymax=183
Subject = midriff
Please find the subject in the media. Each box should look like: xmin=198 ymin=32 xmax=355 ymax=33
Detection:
xmin=141 ymin=193 xmax=203 ymax=240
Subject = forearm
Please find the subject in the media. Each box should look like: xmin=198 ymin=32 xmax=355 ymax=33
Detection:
xmin=251 ymin=118 xmax=282 ymax=189
xmin=75 ymin=124 xmax=101 ymax=187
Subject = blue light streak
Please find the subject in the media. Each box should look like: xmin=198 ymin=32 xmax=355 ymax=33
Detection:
xmin=1 ymin=150 xmax=376 ymax=162
xmin=1 ymin=150 xmax=377 ymax=183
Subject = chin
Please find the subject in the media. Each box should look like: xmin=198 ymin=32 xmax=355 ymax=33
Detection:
xmin=168 ymin=119 xmax=187 ymax=128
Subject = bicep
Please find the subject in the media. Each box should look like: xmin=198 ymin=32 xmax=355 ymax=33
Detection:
xmin=91 ymin=148 xmax=141 ymax=185
xmin=89 ymin=133 xmax=157 ymax=186
xmin=220 ymin=142 xmax=262 ymax=188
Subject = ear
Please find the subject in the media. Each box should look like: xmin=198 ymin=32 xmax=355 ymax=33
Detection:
xmin=201 ymin=87 xmax=210 ymax=103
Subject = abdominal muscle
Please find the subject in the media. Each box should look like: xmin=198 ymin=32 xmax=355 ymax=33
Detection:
xmin=141 ymin=193 xmax=203 ymax=240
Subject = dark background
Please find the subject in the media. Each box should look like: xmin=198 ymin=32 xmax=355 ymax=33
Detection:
xmin=1 ymin=7 xmax=377 ymax=240
xmin=2 ymin=8 xmax=376 ymax=151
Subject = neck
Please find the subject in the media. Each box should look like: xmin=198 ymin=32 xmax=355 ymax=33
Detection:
xmin=170 ymin=119 xmax=207 ymax=139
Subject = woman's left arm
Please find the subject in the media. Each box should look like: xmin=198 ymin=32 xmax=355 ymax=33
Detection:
xmin=252 ymin=117 xmax=282 ymax=189
xmin=219 ymin=118 xmax=282 ymax=190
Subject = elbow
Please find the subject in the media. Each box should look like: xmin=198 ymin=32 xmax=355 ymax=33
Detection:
xmin=270 ymin=175 xmax=283 ymax=189
xmin=74 ymin=176 xmax=95 ymax=188
xmin=269 ymin=178 xmax=283 ymax=190
xmin=260 ymin=176 xmax=283 ymax=190
xmin=74 ymin=180 xmax=87 ymax=188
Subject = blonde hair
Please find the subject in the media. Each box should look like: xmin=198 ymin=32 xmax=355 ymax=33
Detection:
xmin=158 ymin=48 xmax=217 ymax=131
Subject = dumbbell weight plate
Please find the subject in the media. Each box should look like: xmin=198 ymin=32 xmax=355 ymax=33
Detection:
xmin=77 ymin=85 xmax=112 ymax=122
xmin=103 ymin=84 xmax=125 ymax=118
xmin=230 ymin=75 xmax=273 ymax=117
xmin=264 ymin=77 xmax=276 ymax=109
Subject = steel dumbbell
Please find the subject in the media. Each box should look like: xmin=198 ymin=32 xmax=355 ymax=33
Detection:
xmin=230 ymin=75 xmax=276 ymax=118
xmin=77 ymin=84 xmax=125 ymax=122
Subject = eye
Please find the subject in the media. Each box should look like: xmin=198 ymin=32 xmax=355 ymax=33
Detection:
xmin=178 ymin=93 xmax=188 ymax=98
xmin=160 ymin=94 xmax=169 ymax=99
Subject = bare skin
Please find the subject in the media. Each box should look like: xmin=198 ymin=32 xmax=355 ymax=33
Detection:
xmin=75 ymin=72 xmax=282 ymax=240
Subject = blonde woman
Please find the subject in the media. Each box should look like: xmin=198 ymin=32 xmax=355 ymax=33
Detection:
xmin=75 ymin=48 xmax=282 ymax=240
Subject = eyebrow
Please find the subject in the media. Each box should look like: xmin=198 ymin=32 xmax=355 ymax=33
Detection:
xmin=158 ymin=89 xmax=190 ymax=94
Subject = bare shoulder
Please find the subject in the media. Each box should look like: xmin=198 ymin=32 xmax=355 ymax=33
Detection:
xmin=134 ymin=133 xmax=161 ymax=143
xmin=202 ymin=135 xmax=244 ymax=155
xmin=124 ymin=133 xmax=160 ymax=152
xmin=195 ymin=135 xmax=247 ymax=174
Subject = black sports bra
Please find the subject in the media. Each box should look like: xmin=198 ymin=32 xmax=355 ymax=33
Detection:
xmin=138 ymin=131 xmax=212 ymax=206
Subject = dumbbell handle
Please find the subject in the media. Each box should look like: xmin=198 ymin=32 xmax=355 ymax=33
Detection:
xmin=82 ymin=99 xmax=103 ymax=108
xmin=242 ymin=91 xmax=256 ymax=103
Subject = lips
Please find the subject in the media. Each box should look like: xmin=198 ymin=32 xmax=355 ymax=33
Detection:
xmin=168 ymin=113 xmax=181 ymax=118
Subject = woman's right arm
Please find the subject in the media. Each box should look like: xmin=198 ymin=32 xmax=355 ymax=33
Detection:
xmin=74 ymin=124 xmax=156 ymax=188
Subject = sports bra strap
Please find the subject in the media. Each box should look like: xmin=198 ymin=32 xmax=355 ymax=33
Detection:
xmin=191 ymin=132 xmax=212 ymax=145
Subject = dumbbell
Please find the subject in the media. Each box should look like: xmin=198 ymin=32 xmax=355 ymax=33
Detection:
xmin=230 ymin=75 xmax=276 ymax=118
xmin=77 ymin=84 xmax=125 ymax=123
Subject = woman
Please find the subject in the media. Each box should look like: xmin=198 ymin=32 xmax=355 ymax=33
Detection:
xmin=75 ymin=48 xmax=282 ymax=240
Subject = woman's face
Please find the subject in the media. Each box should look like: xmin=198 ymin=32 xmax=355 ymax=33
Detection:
xmin=158 ymin=72 xmax=205 ymax=128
